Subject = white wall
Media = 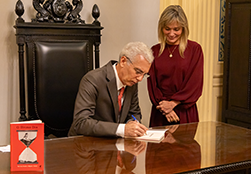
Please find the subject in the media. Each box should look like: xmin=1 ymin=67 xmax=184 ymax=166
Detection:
xmin=0 ymin=0 xmax=20 ymax=146
xmin=85 ymin=0 xmax=159 ymax=127
xmin=88 ymin=0 xmax=160 ymax=127
xmin=0 ymin=0 xmax=159 ymax=145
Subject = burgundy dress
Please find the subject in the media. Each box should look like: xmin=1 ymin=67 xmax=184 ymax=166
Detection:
xmin=147 ymin=40 xmax=203 ymax=127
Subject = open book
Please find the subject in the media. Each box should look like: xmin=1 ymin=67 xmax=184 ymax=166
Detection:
xmin=126 ymin=129 xmax=168 ymax=143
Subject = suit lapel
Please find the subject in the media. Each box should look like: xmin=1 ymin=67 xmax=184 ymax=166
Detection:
xmin=106 ymin=61 xmax=133 ymax=123
xmin=106 ymin=61 xmax=120 ymax=122
xmin=107 ymin=81 xmax=119 ymax=122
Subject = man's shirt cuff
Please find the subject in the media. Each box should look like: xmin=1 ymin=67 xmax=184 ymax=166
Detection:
xmin=116 ymin=123 xmax=125 ymax=137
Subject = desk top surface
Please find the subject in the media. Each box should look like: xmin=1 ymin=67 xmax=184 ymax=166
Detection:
xmin=1 ymin=121 xmax=251 ymax=174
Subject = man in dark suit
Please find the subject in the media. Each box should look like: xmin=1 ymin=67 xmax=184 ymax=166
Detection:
xmin=68 ymin=42 xmax=154 ymax=137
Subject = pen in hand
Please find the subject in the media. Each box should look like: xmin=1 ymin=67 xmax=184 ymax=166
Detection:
xmin=131 ymin=115 xmax=139 ymax=122
xmin=131 ymin=115 xmax=147 ymax=135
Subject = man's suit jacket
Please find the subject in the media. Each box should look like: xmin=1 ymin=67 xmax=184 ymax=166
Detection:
xmin=68 ymin=60 xmax=142 ymax=136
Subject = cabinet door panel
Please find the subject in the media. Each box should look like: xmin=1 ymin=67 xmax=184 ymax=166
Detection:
xmin=222 ymin=0 xmax=251 ymax=128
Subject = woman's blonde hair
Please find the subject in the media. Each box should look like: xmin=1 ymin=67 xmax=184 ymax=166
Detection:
xmin=158 ymin=5 xmax=189 ymax=57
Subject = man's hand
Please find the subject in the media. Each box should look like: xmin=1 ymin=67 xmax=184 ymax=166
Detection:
xmin=165 ymin=110 xmax=180 ymax=123
xmin=125 ymin=121 xmax=148 ymax=137
xmin=124 ymin=139 xmax=146 ymax=156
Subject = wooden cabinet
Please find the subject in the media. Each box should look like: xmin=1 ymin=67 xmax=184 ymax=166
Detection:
xmin=222 ymin=0 xmax=251 ymax=129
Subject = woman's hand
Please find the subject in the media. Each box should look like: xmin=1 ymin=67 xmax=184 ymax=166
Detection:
xmin=165 ymin=110 xmax=180 ymax=123
xmin=156 ymin=100 xmax=180 ymax=114
xmin=167 ymin=124 xmax=179 ymax=133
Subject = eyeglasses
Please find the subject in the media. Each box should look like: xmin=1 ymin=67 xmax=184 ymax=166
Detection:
xmin=125 ymin=56 xmax=149 ymax=78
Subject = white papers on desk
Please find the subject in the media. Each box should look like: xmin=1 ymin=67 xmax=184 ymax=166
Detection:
xmin=0 ymin=145 xmax=10 ymax=152
xmin=126 ymin=129 xmax=168 ymax=143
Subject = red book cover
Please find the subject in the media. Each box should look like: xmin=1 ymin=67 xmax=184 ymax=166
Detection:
xmin=10 ymin=120 xmax=44 ymax=171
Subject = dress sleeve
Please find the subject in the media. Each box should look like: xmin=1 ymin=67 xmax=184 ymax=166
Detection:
xmin=171 ymin=44 xmax=204 ymax=109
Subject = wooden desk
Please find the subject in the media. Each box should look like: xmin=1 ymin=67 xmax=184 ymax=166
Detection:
xmin=1 ymin=121 xmax=251 ymax=173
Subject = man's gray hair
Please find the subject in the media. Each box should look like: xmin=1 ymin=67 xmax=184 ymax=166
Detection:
xmin=119 ymin=42 xmax=154 ymax=63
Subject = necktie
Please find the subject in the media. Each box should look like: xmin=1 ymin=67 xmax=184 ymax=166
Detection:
xmin=117 ymin=151 xmax=123 ymax=168
xmin=118 ymin=87 xmax=125 ymax=112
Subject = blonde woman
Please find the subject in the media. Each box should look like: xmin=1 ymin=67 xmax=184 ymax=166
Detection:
xmin=147 ymin=5 xmax=204 ymax=127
